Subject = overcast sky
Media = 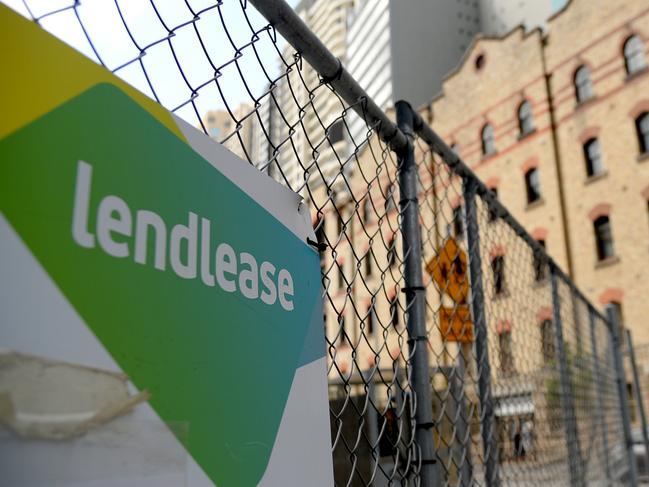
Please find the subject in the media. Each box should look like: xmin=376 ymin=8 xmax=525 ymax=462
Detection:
xmin=4 ymin=0 xmax=298 ymax=126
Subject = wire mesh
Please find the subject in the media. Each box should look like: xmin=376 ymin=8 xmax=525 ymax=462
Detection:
xmin=4 ymin=0 xmax=642 ymax=485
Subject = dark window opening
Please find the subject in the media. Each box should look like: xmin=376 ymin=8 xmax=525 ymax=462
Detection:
xmin=636 ymin=113 xmax=649 ymax=154
xmin=365 ymin=252 xmax=373 ymax=277
xmin=533 ymin=239 xmax=547 ymax=282
xmin=339 ymin=314 xmax=347 ymax=344
xmin=525 ymin=168 xmax=541 ymax=204
xmin=540 ymin=319 xmax=555 ymax=363
xmin=363 ymin=198 xmax=373 ymax=223
xmin=624 ymin=35 xmax=646 ymax=75
xmin=388 ymin=237 xmax=397 ymax=267
xmin=583 ymin=138 xmax=604 ymax=177
xmin=594 ymin=215 xmax=614 ymax=260
xmin=453 ymin=205 xmax=464 ymax=239
xmin=575 ymin=65 xmax=594 ymax=103
xmin=488 ymin=187 xmax=498 ymax=222
xmin=481 ymin=124 xmax=495 ymax=155
xmin=499 ymin=330 xmax=515 ymax=375
xmin=328 ymin=119 xmax=345 ymax=144
xmin=518 ymin=100 xmax=534 ymax=136
xmin=385 ymin=183 xmax=397 ymax=212
xmin=389 ymin=296 xmax=399 ymax=328
xmin=367 ymin=304 xmax=376 ymax=335
xmin=492 ymin=255 xmax=505 ymax=295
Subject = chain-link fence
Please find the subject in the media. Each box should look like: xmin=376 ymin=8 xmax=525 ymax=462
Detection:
xmin=4 ymin=0 xmax=646 ymax=485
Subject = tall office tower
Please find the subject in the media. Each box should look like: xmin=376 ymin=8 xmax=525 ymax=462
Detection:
xmin=250 ymin=0 xmax=356 ymax=194
xmin=251 ymin=0 xmax=557 ymax=191
xmin=346 ymin=0 xmax=556 ymax=144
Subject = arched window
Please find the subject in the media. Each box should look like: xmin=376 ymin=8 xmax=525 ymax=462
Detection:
xmin=525 ymin=168 xmax=541 ymax=204
xmin=636 ymin=112 xmax=649 ymax=154
xmin=593 ymin=215 xmax=614 ymax=260
xmin=481 ymin=124 xmax=495 ymax=156
xmin=624 ymin=35 xmax=646 ymax=75
xmin=574 ymin=65 xmax=594 ymax=103
xmin=518 ymin=100 xmax=534 ymax=136
xmin=583 ymin=138 xmax=604 ymax=176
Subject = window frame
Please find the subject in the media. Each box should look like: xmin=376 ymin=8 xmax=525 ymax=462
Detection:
xmin=481 ymin=123 xmax=495 ymax=156
xmin=389 ymin=295 xmax=399 ymax=328
xmin=574 ymin=65 xmax=594 ymax=103
xmin=623 ymin=35 xmax=647 ymax=76
xmin=540 ymin=319 xmax=555 ymax=363
xmin=583 ymin=138 xmax=604 ymax=177
xmin=328 ymin=119 xmax=345 ymax=144
xmin=487 ymin=187 xmax=499 ymax=222
xmin=367 ymin=302 xmax=376 ymax=335
xmin=518 ymin=100 xmax=534 ymax=136
xmin=498 ymin=329 xmax=515 ymax=375
xmin=491 ymin=255 xmax=506 ymax=296
xmin=533 ymin=239 xmax=547 ymax=282
xmin=452 ymin=204 xmax=464 ymax=239
xmin=636 ymin=112 xmax=649 ymax=154
xmin=525 ymin=167 xmax=542 ymax=204
xmin=387 ymin=237 xmax=397 ymax=268
xmin=594 ymin=215 xmax=615 ymax=261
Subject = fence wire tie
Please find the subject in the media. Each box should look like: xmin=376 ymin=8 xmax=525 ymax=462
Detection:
xmin=401 ymin=286 xmax=425 ymax=293
xmin=306 ymin=237 xmax=327 ymax=252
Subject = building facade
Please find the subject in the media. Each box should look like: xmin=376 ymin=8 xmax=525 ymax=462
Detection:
xmin=315 ymin=0 xmax=649 ymax=466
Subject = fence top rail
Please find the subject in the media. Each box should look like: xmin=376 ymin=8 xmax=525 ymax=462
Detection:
xmin=249 ymin=0 xmax=609 ymax=326
xmin=248 ymin=0 xmax=407 ymax=152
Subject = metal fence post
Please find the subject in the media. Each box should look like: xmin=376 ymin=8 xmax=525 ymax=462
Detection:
xmin=588 ymin=307 xmax=612 ymax=484
xmin=452 ymin=354 xmax=473 ymax=486
xmin=626 ymin=328 xmax=649 ymax=476
xmin=394 ymin=100 xmax=439 ymax=486
xmin=463 ymin=176 xmax=500 ymax=487
xmin=607 ymin=306 xmax=639 ymax=486
xmin=550 ymin=268 xmax=584 ymax=487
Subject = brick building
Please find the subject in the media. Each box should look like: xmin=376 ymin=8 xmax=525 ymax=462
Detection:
xmin=316 ymin=0 xmax=649 ymax=465
xmin=426 ymin=0 xmax=649 ymax=344
xmin=321 ymin=0 xmax=649 ymax=378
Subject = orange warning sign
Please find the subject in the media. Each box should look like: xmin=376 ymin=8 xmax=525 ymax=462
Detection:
xmin=426 ymin=237 xmax=469 ymax=304
xmin=440 ymin=306 xmax=474 ymax=343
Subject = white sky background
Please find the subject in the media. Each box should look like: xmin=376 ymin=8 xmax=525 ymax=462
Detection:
xmin=3 ymin=0 xmax=299 ymax=126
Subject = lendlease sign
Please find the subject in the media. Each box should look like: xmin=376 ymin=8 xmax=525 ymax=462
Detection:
xmin=72 ymin=161 xmax=296 ymax=311
xmin=0 ymin=6 xmax=333 ymax=487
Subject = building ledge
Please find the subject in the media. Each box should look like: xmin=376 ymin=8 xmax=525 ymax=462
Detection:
xmin=525 ymin=198 xmax=545 ymax=211
xmin=595 ymin=255 xmax=620 ymax=269
xmin=575 ymin=96 xmax=597 ymax=112
xmin=584 ymin=170 xmax=608 ymax=185
xmin=517 ymin=128 xmax=537 ymax=141
xmin=625 ymin=66 xmax=649 ymax=84
xmin=637 ymin=152 xmax=649 ymax=163
xmin=481 ymin=150 xmax=498 ymax=162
